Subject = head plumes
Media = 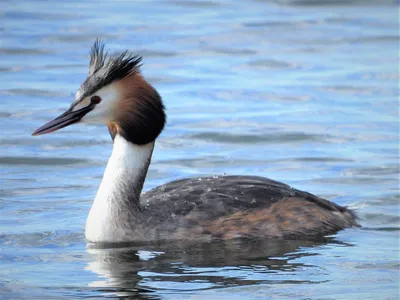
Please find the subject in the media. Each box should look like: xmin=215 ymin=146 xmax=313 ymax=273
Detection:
xmin=89 ymin=39 xmax=107 ymax=76
xmin=79 ymin=39 xmax=143 ymax=100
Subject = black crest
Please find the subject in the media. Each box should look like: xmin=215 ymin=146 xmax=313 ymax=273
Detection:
xmin=78 ymin=39 xmax=143 ymax=100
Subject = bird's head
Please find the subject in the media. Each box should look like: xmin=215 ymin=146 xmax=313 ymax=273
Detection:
xmin=32 ymin=39 xmax=166 ymax=145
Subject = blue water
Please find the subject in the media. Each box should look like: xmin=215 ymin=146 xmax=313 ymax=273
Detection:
xmin=0 ymin=0 xmax=399 ymax=299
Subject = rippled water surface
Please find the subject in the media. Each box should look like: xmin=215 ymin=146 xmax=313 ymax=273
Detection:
xmin=1 ymin=0 xmax=399 ymax=299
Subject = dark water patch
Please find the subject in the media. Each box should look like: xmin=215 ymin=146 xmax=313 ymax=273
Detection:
xmin=354 ymin=262 xmax=400 ymax=270
xmin=364 ymin=194 xmax=400 ymax=208
xmin=291 ymin=157 xmax=354 ymax=163
xmin=242 ymin=17 xmax=372 ymax=30
xmin=347 ymin=71 xmax=399 ymax=82
xmin=315 ymin=176 xmax=398 ymax=185
xmin=0 ymin=231 xmax=84 ymax=248
xmin=247 ymin=59 xmax=299 ymax=70
xmin=190 ymin=88 xmax=315 ymax=103
xmin=0 ymin=138 xmax=104 ymax=148
xmin=0 ymin=112 xmax=12 ymax=118
xmin=0 ymin=88 xmax=67 ymax=98
xmin=203 ymin=47 xmax=257 ymax=56
xmin=41 ymin=33 xmax=118 ymax=43
xmin=40 ymin=63 xmax=86 ymax=70
xmin=5 ymin=11 xmax=79 ymax=21
xmin=0 ymin=156 xmax=89 ymax=166
xmin=169 ymin=0 xmax=222 ymax=8
xmin=276 ymin=0 xmax=395 ymax=7
xmin=1 ymin=184 xmax=92 ymax=197
xmin=379 ymin=193 xmax=400 ymax=205
xmin=349 ymin=165 xmax=399 ymax=176
xmin=0 ymin=48 xmax=51 ymax=55
xmin=361 ymin=213 xmax=400 ymax=226
xmin=158 ymin=156 xmax=353 ymax=169
xmin=45 ymin=139 xmax=110 ymax=148
xmin=361 ymin=227 xmax=400 ymax=232
xmin=243 ymin=20 xmax=295 ymax=29
xmin=156 ymin=157 xmax=270 ymax=169
xmin=320 ymin=85 xmax=383 ymax=96
xmin=0 ymin=64 xmax=85 ymax=73
xmin=190 ymin=132 xmax=330 ymax=144
xmin=297 ymin=35 xmax=399 ymax=47
xmin=0 ymin=66 xmax=22 ymax=73
xmin=128 ymin=49 xmax=178 ymax=58
xmin=324 ymin=16 xmax=396 ymax=28
xmin=0 ymin=138 xmax=59 ymax=147
xmin=348 ymin=35 xmax=399 ymax=44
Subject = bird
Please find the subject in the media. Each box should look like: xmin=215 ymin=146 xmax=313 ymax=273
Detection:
xmin=32 ymin=40 xmax=359 ymax=243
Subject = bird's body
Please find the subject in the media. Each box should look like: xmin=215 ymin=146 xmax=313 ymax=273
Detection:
xmin=33 ymin=40 xmax=359 ymax=243
xmin=141 ymin=175 xmax=357 ymax=241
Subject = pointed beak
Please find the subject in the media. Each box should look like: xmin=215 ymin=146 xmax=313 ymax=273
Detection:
xmin=32 ymin=103 xmax=95 ymax=136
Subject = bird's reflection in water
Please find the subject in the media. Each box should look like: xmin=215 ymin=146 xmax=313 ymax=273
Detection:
xmin=85 ymin=237 xmax=352 ymax=299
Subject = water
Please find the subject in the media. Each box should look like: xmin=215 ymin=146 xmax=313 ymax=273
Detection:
xmin=0 ymin=0 xmax=398 ymax=299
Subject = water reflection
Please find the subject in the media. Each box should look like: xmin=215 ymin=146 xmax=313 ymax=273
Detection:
xmin=86 ymin=238 xmax=349 ymax=298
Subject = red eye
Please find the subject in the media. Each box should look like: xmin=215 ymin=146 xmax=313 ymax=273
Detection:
xmin=91 ymin=96 xmax=102 ymax=104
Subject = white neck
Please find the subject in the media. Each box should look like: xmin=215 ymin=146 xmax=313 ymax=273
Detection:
xmin=85 ymin=134 xmax=154 ymax=243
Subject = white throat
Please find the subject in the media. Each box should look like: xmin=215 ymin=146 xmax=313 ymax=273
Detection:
xmin=85 ymin=134 xmax=154 ymax=243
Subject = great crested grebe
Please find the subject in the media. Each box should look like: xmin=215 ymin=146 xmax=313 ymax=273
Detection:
xmin=32 ymin=40 xmax=359 ymax=243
